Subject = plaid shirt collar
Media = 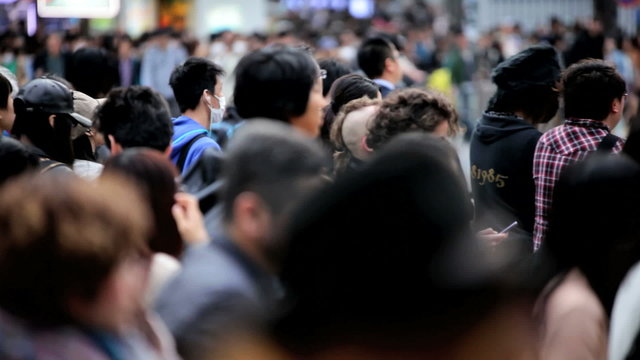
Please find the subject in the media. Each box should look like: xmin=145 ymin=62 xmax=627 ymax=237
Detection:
xmin=564 ymin=117 xmax=610 ymax=131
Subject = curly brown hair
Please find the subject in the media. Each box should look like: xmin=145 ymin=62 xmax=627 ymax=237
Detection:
xmin=366 ymin=88 xmax=458 ymax=150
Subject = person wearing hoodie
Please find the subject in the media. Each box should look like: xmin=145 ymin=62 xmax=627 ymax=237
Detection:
xmin=169 ymin=58 xmax=225 ymax=174
xmin=469 ymin=45 xmax=560 ymax=252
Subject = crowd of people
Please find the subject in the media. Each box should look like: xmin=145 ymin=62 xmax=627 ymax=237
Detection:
xmin=1 ymin=3 xmax=640 ymax=360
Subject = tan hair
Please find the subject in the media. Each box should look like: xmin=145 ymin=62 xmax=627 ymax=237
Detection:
xmin=330 ymin=97 xmax=381 ymax=177
xmin=0 ymin=174 xmax=150 ymax=326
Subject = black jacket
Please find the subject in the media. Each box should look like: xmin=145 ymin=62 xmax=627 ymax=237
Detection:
xmin=469 ymin=112 xmax=541 ymax=248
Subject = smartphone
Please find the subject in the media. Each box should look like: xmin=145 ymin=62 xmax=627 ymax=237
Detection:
xmin=499 ymin=221 xmax=518 ymax=234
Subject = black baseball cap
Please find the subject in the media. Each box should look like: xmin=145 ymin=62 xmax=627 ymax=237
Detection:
xmin=14 ymin=78 xmax=92 ymax=128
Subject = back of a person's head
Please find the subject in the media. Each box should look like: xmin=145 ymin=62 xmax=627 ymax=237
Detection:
xmin=322 ymin=74 xmax=380 ymax=143
xmin=221 ymin=120 xmax=328 ymax=222
xmin=317 ymin=58 xmax=351 ymax=97
xmin=170 ymin=57 xmax=225 ymax=113
xmin=544 ymin=153 xmax=640 ymax=312
xmin=357 ymin=37 xmax=395 ymax=79
xmin=67 ymin=47 xmax=118 ymax=98
xmin=330 ymin=97 xmax=380 ymax=175
xmin=0 ymin=137 xmax=38 ymax=184
xmin=0 ymin=174 xmax=150 ymax=327
xmin=234 ymin=46 xmax=318 ymax=122
xmin=274 ymin=133 xmax=523 ymax=355
xmin=103 ymin=148 xmax=182 ymax=257
xmin=366 ymin=88 xmax=458 ymax=150
xmin=0 ymin=66 xmax=18 ymax=97
xmin=487 ymin=45 xmax=561 ymax=123
xmin=95 ymin=86 xmax=173 ymax=152
xmin=561 ymin=59 xmax=626 ymax=121
xmin=11 ymin=78 xmax=78 ymax=164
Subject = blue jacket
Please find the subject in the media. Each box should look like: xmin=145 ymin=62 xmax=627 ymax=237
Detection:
xmin=170 ymin=116 xmax=221 ymax=174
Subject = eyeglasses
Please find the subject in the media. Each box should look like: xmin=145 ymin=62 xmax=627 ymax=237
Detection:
xmin=319 ymin=69 xmax=327 ymax=79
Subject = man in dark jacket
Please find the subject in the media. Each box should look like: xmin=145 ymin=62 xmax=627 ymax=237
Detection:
xmin=469 ymin=45 xmax=560 ymax=251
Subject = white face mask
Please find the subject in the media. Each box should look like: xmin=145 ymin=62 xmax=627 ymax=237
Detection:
xmin=208 ymin=95 xmax=226 ymax=126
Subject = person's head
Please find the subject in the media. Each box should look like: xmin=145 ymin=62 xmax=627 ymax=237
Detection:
xmin=366 ymin=88 xmax=458 ymax=151
xmin=0 ymin=136 xmax=38 ymax=184
xmin=357 ymin=36 xmax=402 ymax=83
xmin=103 ymin=148 xmax=182 ymax=258
xmin=331 ymin=97 xmax=380 ymax=175
xmin=46 ymin=33 xmax=63 ymax=55
xmin=543 ymin=153 xmax=640 ymax=314
xmin=0 ymin=73 xmax=15 ymax=132
xmin=487 ymin=45 xmax=561 ymax=124
xmin=95 ymin=86 xmax=173 ymax=155
xmin=560 ymin=59 xmax=626 ymax=124
xmin=273 ymin=133 xmax=531 ymax=358
xmin=234 ymin=46 xmax=327 ymax=137
xmin=66 ymin=47 xmax=119 ymax=98
xmin=0 ymin=174 xmax=151 ymax=332
xmin=170 ymin=57 xmax=225 ymax=123
xmin=0 ymin=66 xmax=19 ymax=98
xmin=221 ymin=120 xmax=328 ymax=270
xmin=317 ymin=58 xmax=351 ymax=97
xmin=11 ymin=78 xmax=93 ymax=165
xmin=117 ymin=35 xmax=133 ymax=58
xmin=321 ymin=74 xmax=381 ymax=144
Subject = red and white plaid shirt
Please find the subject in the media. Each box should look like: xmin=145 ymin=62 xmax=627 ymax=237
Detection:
xmin=532 ymin=118 xmax=624 ymax=250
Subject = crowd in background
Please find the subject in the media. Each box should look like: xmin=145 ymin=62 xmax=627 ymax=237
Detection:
xmin=2 ymin=2 xmax=640 ymax=360
xmin=2 ymin=3 xmax=640 ymax=132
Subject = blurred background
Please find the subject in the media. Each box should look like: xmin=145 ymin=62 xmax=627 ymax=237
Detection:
xmin=1 ymin=0 xmax=639 ymax=138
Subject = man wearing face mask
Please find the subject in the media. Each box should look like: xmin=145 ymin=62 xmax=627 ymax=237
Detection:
xmin=169 ymin=57 xmax=225 ymax=174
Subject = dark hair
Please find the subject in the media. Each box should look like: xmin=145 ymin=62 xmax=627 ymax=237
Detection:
xmin=234 ymin=46 xmax=319 ymax=122
xmin=66 ymin=47 xmax=119 ymax=98
xmin=170 ymin=57 xmax=225 ymax=113
xmin=560 ymin=59 xmax=626 ymax=121
xmin=103 ymin=148 xmax=183 ymax=258
xmin=322 ymin=74 xmax=379 ymax=144
xmin=0 ymin=136 xmax=38 ymax=184
xmin=221 ymin=120 xmax=327 ymax=222
xmin=274 ymin=133 xmax=512 ymax=354
xmin=0 ymin=174 xmax=150 ymax=326
xmin=487 ymin=86 xmax=559 ymax=124
xmin=366 ymin=88 xmax=458 ymax=150
xmin=543 ymin=153 xmax=640 ymax=315
xmin=357 ymin=37 xmax=395 ymax=79
xmin=11 ymin=110 xmax=75 ymax=165
xmin=95 ymin=86 xmax=173 ymax=152
xmin=317 ymin=58 xmax=351 ymax=97
xmin=0 ymin=73 xmax=13 ymax=109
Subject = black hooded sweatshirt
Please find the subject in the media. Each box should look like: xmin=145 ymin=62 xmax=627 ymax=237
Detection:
xmin=469 ymin=112 xmax=541 ymax=249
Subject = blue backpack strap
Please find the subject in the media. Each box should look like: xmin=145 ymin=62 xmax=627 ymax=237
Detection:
xmin=177 ymin=132 xmax=207 ymax=172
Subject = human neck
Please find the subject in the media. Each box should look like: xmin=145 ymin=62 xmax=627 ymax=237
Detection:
xmin=183 ymin=107 xmax=209 ymax=130
xmin=602 ymin=114 xmax=620 ymax=131
xmin=226 ymin=224 xmax=275 ymax=274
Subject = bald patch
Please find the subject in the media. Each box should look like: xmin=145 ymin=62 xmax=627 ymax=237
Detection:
xmin=342 ymin=105 xmax=378 ymax=160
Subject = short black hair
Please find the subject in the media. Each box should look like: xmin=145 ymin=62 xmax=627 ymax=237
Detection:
xmin=0 ymin=136 xmax=38 ymax=184
xmin=66 ymin=47 xmax=119 ymax=98
xmin=221 ymin=120 xmax=327 ymax=222
xmin=95 ymin=86 xmax=173 ymax=152
xmin=357 ymin=37 xmax=395 ymax=79
xmin=0 ymin=73 xmax=13 ymax=109
xmin=317 ymin=58 xmax=351 ymax=97
xmin=234 ymin=46 xmax=319 ymax=122
xmin=170 ymin=57 xmax=225 ymax=113
xmin=561 ymin=59 xmax=626 ymax=121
